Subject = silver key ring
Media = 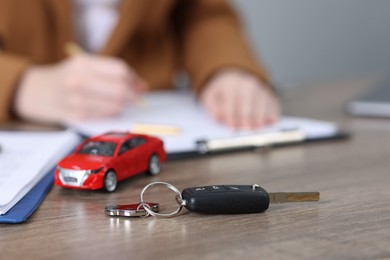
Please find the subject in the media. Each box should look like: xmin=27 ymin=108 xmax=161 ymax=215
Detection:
xmin=140 ymin=182 xmax=185 ymax=218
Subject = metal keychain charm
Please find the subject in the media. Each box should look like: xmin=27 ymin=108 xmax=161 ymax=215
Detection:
xmin=140 ymin=182 xmax=186 ymax=218
xmin=105 ymin=202 xmax=159 ymax=217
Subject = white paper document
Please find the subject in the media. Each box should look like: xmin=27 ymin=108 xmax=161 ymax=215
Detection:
xmin=0 ymin=131 xmax=81 ymax=214
xmin=68 ymin=91 xmax=339 ymax=154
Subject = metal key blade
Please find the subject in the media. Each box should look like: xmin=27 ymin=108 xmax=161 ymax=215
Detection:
xmin=268 ymin=192 xmax=320 ymax=203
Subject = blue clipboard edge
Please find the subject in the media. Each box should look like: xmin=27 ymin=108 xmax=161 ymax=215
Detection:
xmin=0 ymin=168 xmax=54 ymax=224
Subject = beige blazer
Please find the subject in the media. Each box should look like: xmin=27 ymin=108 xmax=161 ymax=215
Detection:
xmin=0 ymin=0 xmax=269 ymax=121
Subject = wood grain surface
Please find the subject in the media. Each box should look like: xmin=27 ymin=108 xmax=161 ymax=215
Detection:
xmin=1 ymin=78 xmax=390 ymax=260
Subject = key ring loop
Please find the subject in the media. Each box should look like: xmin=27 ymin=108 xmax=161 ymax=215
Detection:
xmin=140 ymin=182 xmax=185 ymax=218
xmin=136 ymin=203 xmax=150 ymax=218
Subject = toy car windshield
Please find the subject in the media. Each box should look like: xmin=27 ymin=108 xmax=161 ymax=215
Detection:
xmin=78 ymin=141 xmax=117 ymax=157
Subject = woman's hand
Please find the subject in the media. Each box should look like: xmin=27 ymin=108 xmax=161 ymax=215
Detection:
xmin=200 ymin=69 xmax=280 ymax=129
xmin=14 ymin=54 xmax=146 ymax=124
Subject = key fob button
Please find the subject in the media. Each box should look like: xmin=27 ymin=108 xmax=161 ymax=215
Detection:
xmin=191 ymin=187 xmax=210 ymax=193
xmin=208 ymin=185 xmax=226 ymax=192
xmin=223 ymin=185 xmax=240 ymax=191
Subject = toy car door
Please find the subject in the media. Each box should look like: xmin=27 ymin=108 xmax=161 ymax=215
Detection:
xmin=128 ymin=137 xmax=148 ymax=173
xmin=116 ymin=139 xmax=137 ymax=180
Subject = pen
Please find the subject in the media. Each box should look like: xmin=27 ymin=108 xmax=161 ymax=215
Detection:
xmin=64 ymin=42 xmax=84 ymax=56
xmin=64 ymin=42 xmax=147 ymax=108
xmin=196 ymin=129 xmax=306 ymax=154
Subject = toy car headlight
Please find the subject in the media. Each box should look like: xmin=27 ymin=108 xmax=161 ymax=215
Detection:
xmin=86 ymin=167 xmax=103 ymax=174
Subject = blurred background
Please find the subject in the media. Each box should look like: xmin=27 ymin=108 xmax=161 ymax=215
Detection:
xmin=230 ymin=0 xmax=390 ymax=90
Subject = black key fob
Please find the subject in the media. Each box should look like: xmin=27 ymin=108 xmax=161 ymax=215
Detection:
xmin=181 ymin=184 xmax=270 ymax=214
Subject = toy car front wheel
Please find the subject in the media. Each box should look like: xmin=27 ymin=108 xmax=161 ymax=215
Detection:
xmin=147 ymin=154 xmax=161 ymax=176
xmin=104 ymin=170 xmax=117 ymax=192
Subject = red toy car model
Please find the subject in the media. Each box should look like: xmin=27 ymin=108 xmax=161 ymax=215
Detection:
xmin=55 ymin=132 xmax=166 ymax=192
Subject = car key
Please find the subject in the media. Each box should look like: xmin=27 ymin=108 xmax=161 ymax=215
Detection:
xmin=139 ymin=182 xmax=320 ymax=217
xmin=181 ymin=184 xmax=320 ymax=214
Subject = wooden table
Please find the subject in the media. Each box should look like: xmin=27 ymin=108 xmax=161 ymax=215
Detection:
xmin=2 ymin=78 xmax=390 ymax=259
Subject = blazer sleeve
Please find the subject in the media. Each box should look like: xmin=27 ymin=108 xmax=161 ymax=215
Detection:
xmin=0 ymin=7 xmax=31 ymax=121
xmin=172 ymin=0 xmax=271 ymax=93
xmin=0 ymin=53 xmax=31 ymax=121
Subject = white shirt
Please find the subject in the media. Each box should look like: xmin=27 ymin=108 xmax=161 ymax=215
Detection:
xmin=72 ymin=0 xmax=120 ymax=53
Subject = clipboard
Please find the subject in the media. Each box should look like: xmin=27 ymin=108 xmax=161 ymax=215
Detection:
xmin=67 ymin=91 xmax=348 ymax=159
xmin=0 ymin=130 xmax=80 ymax=223
xmin=0 ymin=169 xmax=54 ymax=224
